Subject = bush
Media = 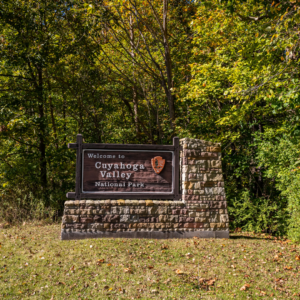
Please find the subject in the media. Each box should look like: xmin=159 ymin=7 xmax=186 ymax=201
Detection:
xmin=256 ymin=132 xmax=300 ymax=242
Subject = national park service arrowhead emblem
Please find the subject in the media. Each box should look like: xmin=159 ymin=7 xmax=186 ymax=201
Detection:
xmin=151 ymin=156 xmax=165 ymax=174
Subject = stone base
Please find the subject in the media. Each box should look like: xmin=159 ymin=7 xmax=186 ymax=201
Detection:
xmin=61 ymin=230 xmax=229 ymax=240
xmin=61 ymin=199 xmax=229 ymax=240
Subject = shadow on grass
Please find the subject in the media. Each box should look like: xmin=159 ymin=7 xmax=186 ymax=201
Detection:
xmin=230 ymin=234 xmax=276 ymax=240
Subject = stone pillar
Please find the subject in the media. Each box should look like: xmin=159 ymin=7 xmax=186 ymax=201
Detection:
xmin=180 ymin=138 xmax=229 ymax=234
xmin=61 ymin=138 xmax=229 ymax=240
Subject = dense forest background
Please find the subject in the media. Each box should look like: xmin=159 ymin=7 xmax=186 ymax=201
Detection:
xmin=1 ymin=0 xmax=300 ymax=241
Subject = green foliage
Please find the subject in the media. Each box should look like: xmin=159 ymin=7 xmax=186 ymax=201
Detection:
xmin=228 ymin=190 xmax=288 ymax=235
xmin=256 ymin=132 xmax=300 ymax=242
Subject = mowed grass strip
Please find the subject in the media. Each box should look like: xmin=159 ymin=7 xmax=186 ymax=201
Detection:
xmin=0 ymin=224 xmax=300 ymax=299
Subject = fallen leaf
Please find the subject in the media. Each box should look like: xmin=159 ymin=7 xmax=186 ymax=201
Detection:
xmin=96 ymin=259 xmax=105 ymax=265
xmin=185 ymin=253 xmax=193 ymax=259
xmin=70 ymin=265 xmax=75 ymax=271
xmin=163 ymin=278 xmax=171 ymax=284
xmin=284 ymin=266 xmax=292 ymax=270
xmin=103 ymin=285 xmax=109 ymax=290
xmin=161 ymin=244 xmax=169 ymax=250
xmin=240 ymin=283 xmax=250 ymax=291
xmin=148 ymin=266 xmax=154 ymax=269
xmin=124 ymin=267 xmax=133 ymax=274
xmin=175 ymin=269 xmax=184 ymax=275
xmin=273 ymin=255 xmax=279 ymax=261
xmin=151 ymin=289 xmax=159 ymax=294
xmin=207 ymin=278 xmax=216 ymax=286
xmin=296 ymin=256 xmax=300 ymax=261
xmin=260 ymin=291 xmax=266 ymax=295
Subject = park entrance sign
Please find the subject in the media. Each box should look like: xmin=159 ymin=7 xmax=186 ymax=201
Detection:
xmin=61 ymin=136 xmax=230 ymax=240
xmin=67 ymin=134 xmax=180 ymax=200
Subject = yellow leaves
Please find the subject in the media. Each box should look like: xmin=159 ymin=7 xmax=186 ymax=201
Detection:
xmin=280 ymin=56 xmax=284 ymax=61
xmin=296 ymin=255 xmax=300 ymax=261
xmin=284 ymin=266 xmax=293 ymax=270
xmin=240 ymin=283 xmax=250 ymax=291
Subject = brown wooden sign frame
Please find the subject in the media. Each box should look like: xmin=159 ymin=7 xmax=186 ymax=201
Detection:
xmin=66 ymin=134 xmax=181 ymax=200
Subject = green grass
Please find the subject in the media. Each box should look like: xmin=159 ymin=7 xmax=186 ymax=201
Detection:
xmin=0 ymin=224 xmax=300 ymax=299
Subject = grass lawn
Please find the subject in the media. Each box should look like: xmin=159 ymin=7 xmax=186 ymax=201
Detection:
xmin=0 ymin=224 xmax=300 ymax=299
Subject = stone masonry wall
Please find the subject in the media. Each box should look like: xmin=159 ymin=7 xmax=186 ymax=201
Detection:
xmin=61 ymin=138 xmax=229 ymax=240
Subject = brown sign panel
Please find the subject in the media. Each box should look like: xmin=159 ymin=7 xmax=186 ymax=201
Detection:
xmin=82 ymin=150 xmax=173 ymax=194
xmin=66 ymin=135 xmax=180 ymax=200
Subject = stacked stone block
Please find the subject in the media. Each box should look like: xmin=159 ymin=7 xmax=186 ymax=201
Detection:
xmin=61 ymin=138 xmax=229 ymax=240
xmin=180 ymin=138 xmax=229 ymax=233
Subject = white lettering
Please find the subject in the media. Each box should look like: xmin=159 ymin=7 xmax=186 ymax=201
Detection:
xmin=110 ymin=183 xmax=114 ymax=187
xmin=107 ymin=163 xmax=113 ymax=170
xmin=133 ymin=164 xmax=138 ymax=171
xmin=95 ymin=162 xmax=101 ymax=169
xmin=119 ymin=183 xmax=122 ymax=187
xmin=126 ymin=164 xmax=131 ymax=169
xmin=114 ymin=164 xmax=119 ymax=169
xmin=95 ymin=182 xmax=100 ymax=186
xmin=107 ymin=172 xmax=112 ymax=178
xmin=120 ymin=162 xmax=125 ymax=169
xmin=126 ymin=173 xmax=132 ymax=180
xmin=128 ymin=182 xmax=132 ymax=187
xmin=100 ymin=171 xmax=107 ymax=177
xmin=88 ymin=153 xmax=94 ymax=158
xmin=102 ymin=164 xmax=107 ymax=169
xmin=101 ymin=183 xmax=105 ymax=187
xmin=140 ymin=164 xmax=145 ymax=169
xmin=121 ymin=173 xmax=126 ymax=178
xmin=140 ymin=183 xmax=145 ymax=187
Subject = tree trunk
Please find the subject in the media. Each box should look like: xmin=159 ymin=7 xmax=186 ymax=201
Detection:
xmin=163 ymin=0 xmax=175 ymax=129
xmin=37 ymin=67 xmax=47 ymax=190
